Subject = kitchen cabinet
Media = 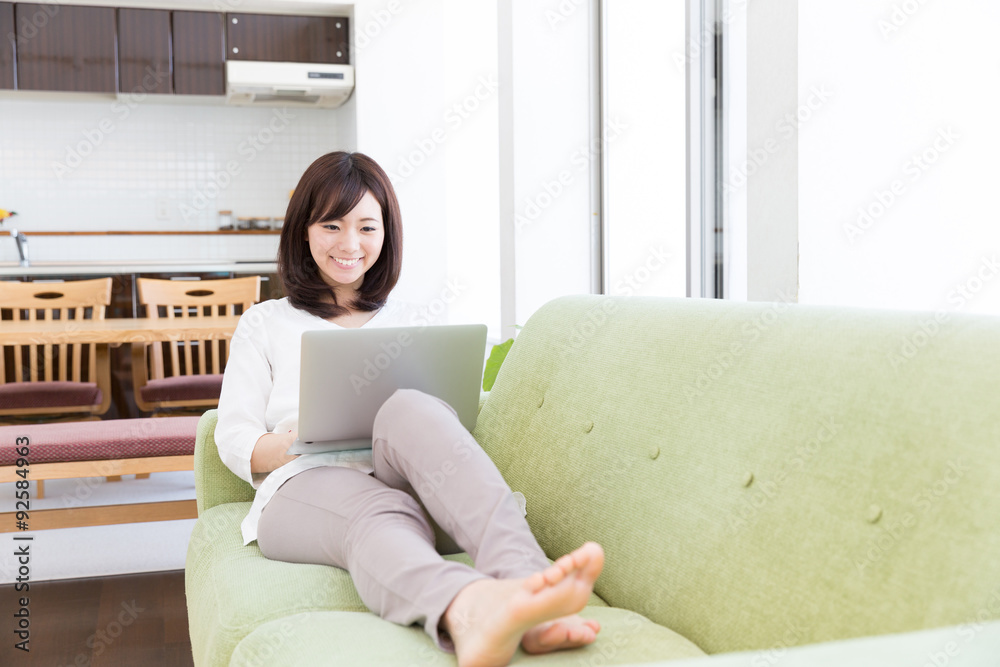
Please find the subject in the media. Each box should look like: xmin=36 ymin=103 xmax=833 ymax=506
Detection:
xmin=15 ymin=3 xmax=117 ymax=93
xmin=172 ymin=10 xmax=225 ymax=96
xmin=0 ymin=3 xmax=13 ymax=89
xmin=118 ymin=8 xmax=172 ymax=95
xmin=226 ymin=13 xmax=349 ymax=64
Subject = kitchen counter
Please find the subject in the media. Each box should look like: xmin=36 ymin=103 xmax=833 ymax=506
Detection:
xmin=0 ymin=260 xmax=277 ymax=278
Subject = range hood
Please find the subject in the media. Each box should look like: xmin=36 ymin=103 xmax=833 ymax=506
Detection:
xmin=226 ymin=61 xmax=355 ymax=108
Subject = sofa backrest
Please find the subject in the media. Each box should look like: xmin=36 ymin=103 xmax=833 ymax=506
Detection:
xmin=472 ymin=295 xmax=1000 ymax=655
xmin=194 ymin=409 xmax=255 ymax=514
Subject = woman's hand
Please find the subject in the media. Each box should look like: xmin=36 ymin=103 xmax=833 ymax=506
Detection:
xmin=250 ymin=430 xmax=300 ymax=474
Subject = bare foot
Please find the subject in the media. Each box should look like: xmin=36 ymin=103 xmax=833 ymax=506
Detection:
xmin=520 ymin=615 xmax=601 ymax=654
xmin=442 ymin=542 xmax=605 ymax=667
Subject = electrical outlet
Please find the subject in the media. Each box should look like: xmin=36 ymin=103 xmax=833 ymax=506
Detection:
xmin=155 ymin=198 xmax=170 ymax=220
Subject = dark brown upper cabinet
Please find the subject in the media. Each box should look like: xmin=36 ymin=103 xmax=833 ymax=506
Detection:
xmin=0 ymin=3 xmax=14 ymax=89
xmin=118 ymin=8 xmax=172 ymax=95
xmin=226 ymin=13 xmax=349 ymax=65
xmin=15 ymin=3 xmax=117 ymax=93
xmin=172 ymin=10 xmax=224 ymax=95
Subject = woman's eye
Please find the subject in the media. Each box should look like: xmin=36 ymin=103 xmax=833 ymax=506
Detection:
xmin=363 ymin=226 xmax=377 ymax=232
xmin=323 ymin=224 xmax=339 ymax=231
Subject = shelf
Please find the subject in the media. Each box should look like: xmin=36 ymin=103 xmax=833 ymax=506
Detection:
xmin=23 ymin=230 xmax=281 ymax=236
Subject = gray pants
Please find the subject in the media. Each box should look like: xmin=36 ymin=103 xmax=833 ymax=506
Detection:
xmin=257 ymin=388 xmax=551 ymax=650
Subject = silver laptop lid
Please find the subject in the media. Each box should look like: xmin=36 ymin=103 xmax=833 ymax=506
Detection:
xmin=297 ymin=324 xmax=488 ymax=447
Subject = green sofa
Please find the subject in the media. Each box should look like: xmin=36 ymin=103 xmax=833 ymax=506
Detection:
xmin=185 ymin=295 xmax=1000 ymax=666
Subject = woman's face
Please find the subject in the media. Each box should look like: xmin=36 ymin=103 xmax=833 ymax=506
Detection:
xmin=306 ymin=190 xmax=385 ymax=296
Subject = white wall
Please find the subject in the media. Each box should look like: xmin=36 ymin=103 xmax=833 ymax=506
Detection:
xmin=798 ymin=0 xmax=1000 ymax=316
xmin=352 ymin=0 xmax=500 ymax=336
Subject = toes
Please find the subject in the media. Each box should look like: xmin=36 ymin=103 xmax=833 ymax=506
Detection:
xmin=524 ymin=571 xmax=548 ymax=593
xmin=542 ymin=561 xmax=569 ymax=586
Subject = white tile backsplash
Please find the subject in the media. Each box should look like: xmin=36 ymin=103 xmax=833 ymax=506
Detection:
xmin=0 ymin=95 xmax=350 ymax=262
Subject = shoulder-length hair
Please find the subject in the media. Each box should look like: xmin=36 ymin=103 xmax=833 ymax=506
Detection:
xmin=278 ymin=151 xmax=402 ymax=320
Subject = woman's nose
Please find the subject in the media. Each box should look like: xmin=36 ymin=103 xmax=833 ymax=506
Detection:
xmin=338 ymin=229 xmax=360 ymax=250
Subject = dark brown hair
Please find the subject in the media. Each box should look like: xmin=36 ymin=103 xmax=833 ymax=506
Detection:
xmin=278 ymin=151 xmax=402 ymax=320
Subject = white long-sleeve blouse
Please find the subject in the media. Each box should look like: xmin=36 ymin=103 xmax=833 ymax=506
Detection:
xmin=214 ymin=295 xmax=422 ymax=545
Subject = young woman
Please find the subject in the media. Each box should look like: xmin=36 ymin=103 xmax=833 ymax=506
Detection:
xmin=215 ymin=151 xmax=604 ymax=667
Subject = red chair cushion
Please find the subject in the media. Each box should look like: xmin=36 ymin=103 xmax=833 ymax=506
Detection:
xmin=139 ymin=374 xmax=224 ymax=403
xmin=0 ymin=416 xmax=200 ymax=465
xmin=0 ymin=382 xmax=102 ymax=410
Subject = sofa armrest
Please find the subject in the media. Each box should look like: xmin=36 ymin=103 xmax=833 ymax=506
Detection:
xmin=194 ymin=409 xmax=255 ymax=514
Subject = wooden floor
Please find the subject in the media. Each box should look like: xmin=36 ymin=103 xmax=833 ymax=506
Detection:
xmin=1 ymin=569 xmax=193 ymax=666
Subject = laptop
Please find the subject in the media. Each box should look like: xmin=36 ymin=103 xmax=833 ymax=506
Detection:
xmin=287 ymin=324 xmax=488 ymax=455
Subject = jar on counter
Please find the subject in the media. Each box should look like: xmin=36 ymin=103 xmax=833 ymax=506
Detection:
xmin=217 ymin=210 xmax=234 ymax=230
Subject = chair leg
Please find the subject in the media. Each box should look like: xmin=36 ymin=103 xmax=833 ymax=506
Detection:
xmin=37 ymin=480 xmax=45 ymax=499
xmin=136 ymin=473 xmax=150 ymax=480
xmin=106 ymin=476 xmax=122 ymax=483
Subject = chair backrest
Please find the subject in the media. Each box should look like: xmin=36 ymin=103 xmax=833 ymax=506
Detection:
xmin=0 ymin=278 xmax=112 ymax=385
xmin=136 ymin=276 xmax=260 ymax=380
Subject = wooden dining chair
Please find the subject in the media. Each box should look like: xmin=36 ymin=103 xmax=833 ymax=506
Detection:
xmin=0 ymin=278 xmax=114 ymax=423
xmin=131 ymin=276 xmax=260 ymax=416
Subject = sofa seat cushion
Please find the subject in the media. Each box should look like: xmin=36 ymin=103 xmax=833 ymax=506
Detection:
xmin=0 ymin=381 xmax=101 ymax=410
xmin=0 ymin=416 xmax=199 ymax=465
xmin=625 ymin=620 xmax=1000 ymax=667
xmin=229 ymin=606 xmax=707 ymax=667
xmin=140 ymin=374 xmax=223 ymax=403
xmin=186 ymin=502 xmax=611 ymax=667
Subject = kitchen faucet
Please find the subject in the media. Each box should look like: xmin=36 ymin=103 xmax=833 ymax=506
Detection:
xmin=8 ymin=228 xmax=28 ymax=267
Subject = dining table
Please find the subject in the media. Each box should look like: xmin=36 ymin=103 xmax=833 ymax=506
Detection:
xmin=0 ymin=315 xmax=243 ymax=531
xmin=1 ymin=315 xmax=243 ymax=346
